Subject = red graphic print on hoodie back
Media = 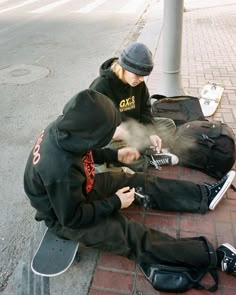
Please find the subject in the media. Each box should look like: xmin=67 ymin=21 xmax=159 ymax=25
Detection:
xmin=82 ymin=151 xmax=95 ymax=193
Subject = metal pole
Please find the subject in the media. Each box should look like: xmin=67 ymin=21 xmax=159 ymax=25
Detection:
xmin=159 ymin=0 xmax=185 ymax=96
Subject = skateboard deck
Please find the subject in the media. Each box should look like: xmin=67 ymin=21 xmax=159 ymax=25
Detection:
xmin=31 ymin=229 xmax=79 ymax=277
xmin=199 ymin=83 xmax=224 ymax=117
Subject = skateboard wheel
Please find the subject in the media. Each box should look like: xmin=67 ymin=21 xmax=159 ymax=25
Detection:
xmin=75 ymin=251 xmax=80 ymax=262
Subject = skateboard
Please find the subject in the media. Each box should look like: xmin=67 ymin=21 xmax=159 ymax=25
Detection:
xmin=199 ymin=82 xmax=224 ymax=117
xmin=31 ymin=228 xmax=79 ymax=277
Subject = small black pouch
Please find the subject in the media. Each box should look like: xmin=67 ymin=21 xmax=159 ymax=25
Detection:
xmin=139 ymin=263 xmax=218 ymax=293
xmin=139 ymin=237 xmax=218 ymax=293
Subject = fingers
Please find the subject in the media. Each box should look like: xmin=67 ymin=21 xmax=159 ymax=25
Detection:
xmin=125 ymin=150 xmax=140 ymax=163
xmin=150 ymin=145 xmax=161 ymax=154
xmin=118 ymin=147 xmax=140 ymax=163
xmin=116 ymin=187 xmax=135 ymax=209
xmin=117 ymin=187 xmax=134 ymax=196
xmin=128 ymin=187 xmax=135 ymax=195
xmin=150 ymin=135 xmax=162 ymax=152
xmin=119 ymin=186 xmax=131 ymax=193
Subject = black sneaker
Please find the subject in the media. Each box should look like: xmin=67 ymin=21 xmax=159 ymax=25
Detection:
xmin=216 ymin=243 xmax=236 ymax=276
xmin=205 ymin=170 xmax=235 ymax=210
xmin=149 ymin=152 xmax=179 ymax=170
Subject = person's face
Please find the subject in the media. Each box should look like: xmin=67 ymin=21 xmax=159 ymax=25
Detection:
xmin=123 ymin=70 xmax=145 ymax=87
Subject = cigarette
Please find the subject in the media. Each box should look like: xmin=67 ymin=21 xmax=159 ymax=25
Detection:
xmin=134 ymin=191 xmax=145 ymax=199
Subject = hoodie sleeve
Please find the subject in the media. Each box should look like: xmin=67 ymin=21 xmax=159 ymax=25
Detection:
xmin=92 ymin=148 xmax=118 ymax=164
xmin=140 ymin=84 xmax=155 ymax=125
xmin=46 ymin=180 xmax=121 ymax=229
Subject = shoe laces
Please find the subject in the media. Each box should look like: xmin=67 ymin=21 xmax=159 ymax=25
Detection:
xmin=150 ymin=155 xmax=170 ymax=170
xmin=204 ymin=175 xmax=227 ymax=191
xmin=150 ymin=155 xmax=161 ymax=170
xmin=155 ymin=157 xmax=169 ymax=165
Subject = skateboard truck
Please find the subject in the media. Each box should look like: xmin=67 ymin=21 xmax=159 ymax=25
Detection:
xmin=200 ymin=82 xmax=224 ymax=103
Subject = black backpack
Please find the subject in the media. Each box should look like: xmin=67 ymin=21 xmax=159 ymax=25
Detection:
xmin=169 ymin=120 xmax=236 ymax=179
xmin=151 ymin=94 xmax=206 ymax=126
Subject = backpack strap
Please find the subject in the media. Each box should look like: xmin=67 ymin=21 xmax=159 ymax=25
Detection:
xmin=221 ymin=123 xmax=236 ymax=141
xmin=207 ymin=120 xmax=235 ymax=141
xmin=150 ymin=94 xmax=166 ymax=101
xmin=196 ymin=268 xmax=218 ymax=292
xmin=195 ymin=237 xmax=218 ymax=292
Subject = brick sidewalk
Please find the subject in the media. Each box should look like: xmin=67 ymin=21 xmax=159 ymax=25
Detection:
xmin=88 ymin=3 xmax=236 ymax=295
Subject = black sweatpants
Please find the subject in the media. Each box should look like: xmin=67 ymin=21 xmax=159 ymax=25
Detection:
xmin=53 ymin=171 xmax=214 ymax=268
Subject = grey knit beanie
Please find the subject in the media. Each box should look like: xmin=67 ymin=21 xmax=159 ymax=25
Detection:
xmin=118 ymin=42 xmax=154 ymax=76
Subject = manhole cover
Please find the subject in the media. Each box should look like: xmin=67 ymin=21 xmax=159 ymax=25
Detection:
xmin=0 ymin=64 xmax=50 ymax=85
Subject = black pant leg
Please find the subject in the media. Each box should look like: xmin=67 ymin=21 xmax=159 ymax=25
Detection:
xmin=54 ymin=212 xmax=212 ymax=268
xmin=144 ymin=174 xmax=209 ymax=213
xmin=92 ymin=172 xmax=209 ymax=213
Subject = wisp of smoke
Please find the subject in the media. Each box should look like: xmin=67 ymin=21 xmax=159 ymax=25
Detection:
xmin=120 ymin=119 xmax=158 ymax=151
xmin=119 ymin=119 xmax=198 ymax=156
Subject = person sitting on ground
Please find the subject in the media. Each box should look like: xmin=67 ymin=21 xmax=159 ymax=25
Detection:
xmin=24 ymin=89 xmax=236 ymax=291
xmin=89 ymin=42 xmax=178 ymax=170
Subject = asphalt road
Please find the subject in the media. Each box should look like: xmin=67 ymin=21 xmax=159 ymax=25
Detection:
xmin=0 ymin=0 xmax=153 ymax=291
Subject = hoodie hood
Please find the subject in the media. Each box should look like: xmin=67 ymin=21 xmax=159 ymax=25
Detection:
xmin=98 ymin=58 xmax=130 ymax=90
xmin=99 ymin=57 xmax=117 ymax=78
xmin=55 ymin=89 xmax=121 ymax=152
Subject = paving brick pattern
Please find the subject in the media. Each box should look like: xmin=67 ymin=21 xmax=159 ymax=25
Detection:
xmin=88 ymin=3 xmax=236 ymax=294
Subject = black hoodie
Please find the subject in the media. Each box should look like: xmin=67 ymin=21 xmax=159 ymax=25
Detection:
xmin=24 ymin=89 xmax=122 ymax=229
xmin=89 ymin=58 xmax=154 ymax=125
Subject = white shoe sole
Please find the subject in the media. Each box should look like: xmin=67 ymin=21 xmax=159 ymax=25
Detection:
xmin=209 ymin=170 xmax=235 ymax=210
xmin=171 ymin=155 xmax=179 ymax=165
xmin=221 ymin=243 xmax=236 ymax=254
xmin=162 ymin=153 xmax=179 ymax=165
xmin=219 ymin=243 xmax=236 ymax=273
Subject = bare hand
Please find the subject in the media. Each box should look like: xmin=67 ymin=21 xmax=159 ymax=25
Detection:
xmin=149 ymin=134 xmax=162 ymax=153
xmin=118 ymin=147 xmax=140 ymax=163
xmin=116 ymin=187 xmax=135 ymax=209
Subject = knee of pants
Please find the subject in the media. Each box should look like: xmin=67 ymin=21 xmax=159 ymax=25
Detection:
xmin=153 ymin=117 xmax=176 ymax=134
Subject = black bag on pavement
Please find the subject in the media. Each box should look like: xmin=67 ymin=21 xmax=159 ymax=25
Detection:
xmin=169 ymin=120 xmax=236 ymax=179
xmin=139 ymin=262 xmax=218 ymax=293
xmin=139 ymin=237 xmax=218 ymax=293
xmin=151 ymin=94 xmax=206 ymax=126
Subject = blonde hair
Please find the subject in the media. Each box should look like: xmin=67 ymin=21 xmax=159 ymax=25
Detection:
xmin=111 ymin=60 xmax=125 ymax=81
